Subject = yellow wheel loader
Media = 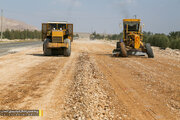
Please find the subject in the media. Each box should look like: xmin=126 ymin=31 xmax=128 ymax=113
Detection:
xmin=42 ymin=22 xmax=73 ymax=56
xmin=113 ymin=19 xmax=154 ymax=58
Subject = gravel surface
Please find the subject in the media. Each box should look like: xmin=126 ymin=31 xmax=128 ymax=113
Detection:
xmin=62 ymin=52 xmax=129 ymax=120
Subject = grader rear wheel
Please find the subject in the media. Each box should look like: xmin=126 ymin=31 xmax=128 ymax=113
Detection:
xmin=145 ymin=43 xmax=154 ymax=58
xmin=120 ymin=42 xmax=128 ymax=57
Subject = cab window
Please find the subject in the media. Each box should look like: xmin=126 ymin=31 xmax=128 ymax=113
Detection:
xmin=58 ymin=24 xmax=66 ymax=30
xmin=48 ymin=24 xmax=57 ymax=30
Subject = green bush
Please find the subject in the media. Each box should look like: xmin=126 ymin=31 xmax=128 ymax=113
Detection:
xmin=169 ymin=38 xmax=180 ymax=49
xmin=168 ymin=31 xmax=180 ymax=39
xmin=143 ymin=31 xmax=153 ymax=43
xmin=106 ymin=33 xmax=123 ymax=40
xmin=147 ymin=34 xmax=169 ymax=49
xmin=168 ymin=31 xmax=180 ymax=49
xmin=90 ymin=32 xmax=122 ymax=40
xmin=90 ymin=32 xmax=105 ymax=40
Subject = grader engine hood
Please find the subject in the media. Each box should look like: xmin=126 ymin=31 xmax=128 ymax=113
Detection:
xmin=128 ymin=33 xmax=141 ymax=49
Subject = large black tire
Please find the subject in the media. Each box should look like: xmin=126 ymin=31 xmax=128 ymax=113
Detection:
xmin=64 ymin=39 xmax=71 ymax=57
xmin=43 ymin=38 xmax=52 ymax=56
xmin=145 ymin=43 xmax=154 ymax=58
xmin=116 ymin=42 xmax=121 ymax=49
xmin=120 ymin=42 xmax=128 ymax=57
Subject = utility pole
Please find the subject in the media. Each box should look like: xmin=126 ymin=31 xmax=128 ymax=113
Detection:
xmin=1 ymin=9 xmax=3 ymax=41
xmin=26 ymin=25 xmax=28 ymax=40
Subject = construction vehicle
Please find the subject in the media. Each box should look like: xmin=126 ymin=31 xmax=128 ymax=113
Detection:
xmin=113 ymin=19 xmax=154 ymax=58
xmin=42 ymin=22 xmax=73 ymax=56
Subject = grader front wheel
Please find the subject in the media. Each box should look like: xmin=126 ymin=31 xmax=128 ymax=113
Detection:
xmin=120 ymin=42 xmax=128 ymax=57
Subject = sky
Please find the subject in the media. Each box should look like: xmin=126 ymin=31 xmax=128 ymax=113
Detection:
xmin=0 ymin=0 xmax=180 ymax=34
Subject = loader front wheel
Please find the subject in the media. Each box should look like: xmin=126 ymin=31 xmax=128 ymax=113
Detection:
xmin=120 ymin=42 xmax=128 ymax=57
xmin=145 ymin=43 xmax=154 ymax=58
xmin=43 ymin=38 xmax=52 ymax=56
xmin=64 ymin=39 xmax=71 ymax=57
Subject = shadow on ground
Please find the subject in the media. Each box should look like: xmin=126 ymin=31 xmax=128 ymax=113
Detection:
xmin=27 ymin=53 xmax=66 ymax=57
xmin=96 ymin=53 xmax=148 ymax=59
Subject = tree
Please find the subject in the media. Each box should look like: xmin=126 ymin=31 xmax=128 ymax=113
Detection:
xmin=147 ymin=34 xmax=169 ymax=49
xmin=169 ymin=31 xmax=180 ymax=39
xmin=3 ymin=29 xmax=11 ymax=39
xmin=143 ymin=31 xmax=153 ymax=43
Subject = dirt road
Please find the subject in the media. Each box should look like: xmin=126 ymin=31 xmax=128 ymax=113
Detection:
xmin=0 ymin=39 xmax=179 ymax=120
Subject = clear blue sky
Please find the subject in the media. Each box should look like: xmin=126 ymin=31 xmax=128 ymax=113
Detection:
xmin=0 ymin=0 xmax=179 ymax=34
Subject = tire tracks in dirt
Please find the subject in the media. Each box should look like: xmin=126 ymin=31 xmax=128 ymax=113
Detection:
xmin=117 ymin=57 xmax=180 ymax=118
xmin=86 ymin=41 xmax=179 ymax=120
xmin=0 ymin=54 xmax=74 ymax=120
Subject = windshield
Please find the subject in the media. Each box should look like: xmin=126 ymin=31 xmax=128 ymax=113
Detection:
xmin=48 ymin=24 xmax=57 ymax=30
xmin=47 ymin=24 xmax=67 ymax=30
xmin=124 ymin=22 xmax=140 ymax=32
xmin=58 ymin=24 xmax=66 ymax=30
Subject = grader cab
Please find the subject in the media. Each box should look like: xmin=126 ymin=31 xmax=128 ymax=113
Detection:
xmin=113 ymin=19 xmax=154 ymax=58
xmin=42 ymin=22 xmax=73 ymax=56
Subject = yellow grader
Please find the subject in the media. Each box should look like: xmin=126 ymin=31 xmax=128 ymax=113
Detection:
xmin=113 ymin=19 xmax=154 ymax=58
xmin=42 ymin=22 xmax=73 ymax=56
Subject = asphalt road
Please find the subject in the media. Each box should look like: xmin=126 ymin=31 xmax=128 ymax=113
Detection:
xmin=0 ymin=41 xmax=42 ymax=56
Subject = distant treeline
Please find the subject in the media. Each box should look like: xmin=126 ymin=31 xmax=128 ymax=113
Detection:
xmin=90 ymin=32 xmax=123 ymax=40
xmin=90 ymin=31 xmax=180 ymax=50
xmin=1 ymin=29 xmax=41 ymax=40
xmin=73 ymin=34 xmax=79 ymax=38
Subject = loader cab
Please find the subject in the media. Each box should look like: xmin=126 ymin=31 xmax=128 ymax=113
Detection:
xmin=42 ymin=22 xmax=73 ymax=42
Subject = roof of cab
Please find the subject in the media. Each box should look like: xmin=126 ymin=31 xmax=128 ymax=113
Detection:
xmin=43 ymin=21 xmax=73 ymax=24
xmin=123 ymin=19 xmax=141 ymax=22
